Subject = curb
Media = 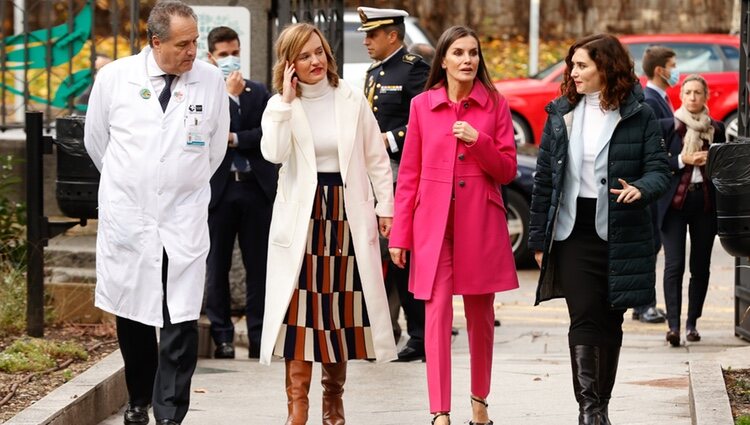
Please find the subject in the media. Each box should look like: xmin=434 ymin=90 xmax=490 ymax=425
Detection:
xmin=5 ymin=350 xmax=126 ymax=425
xmin=689 ymin=360 xmax=734 ymax=425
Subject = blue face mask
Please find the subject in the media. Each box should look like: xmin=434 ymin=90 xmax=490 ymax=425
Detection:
xmin=216 ymin=55 xmax=241 ymax=78
xmin=663 ymin=66 xmax=680 ymax=87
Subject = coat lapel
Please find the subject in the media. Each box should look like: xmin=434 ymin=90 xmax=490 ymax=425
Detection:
xmin=289 ymin=98 xmax=317 ymax=172
xmin=127 ymin=49 xmax=162 ymax=117
xmin=594 ymin=110 xmax=621 ymax=160
xmin=335 ymin=83 xmax=358 ymax=182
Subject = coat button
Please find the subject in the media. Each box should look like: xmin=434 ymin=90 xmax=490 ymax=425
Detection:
xmin=373 ymin=106 xmax=378 ymax=112
xmin=379 ymin=71 xmax=385 ymax=76
xmin=463 ymin=102 xmax=469 ymax=109
xmin=376 ymin=83 xmax=381 ymax=88
xmin=458 ymin=180 xmax=465 ymax=187
xmin=458 ymin=153 xmax=465 ymax=160
xmin=557 ymin=160 xmax=562 ymax=164
xmin=398 ymin=131 xmax=405 ymax=137
xmin=600 ymin=178 xmax=606 ymax=185
xmin=374 ymin=95 xmax=379 ymax=100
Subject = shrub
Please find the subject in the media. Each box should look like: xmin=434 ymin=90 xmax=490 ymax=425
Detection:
xmin=0 ymin=338 xmax=87 ymax=373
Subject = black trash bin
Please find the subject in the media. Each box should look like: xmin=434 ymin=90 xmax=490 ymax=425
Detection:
xmin=54 ymin=116 xmax=100 ymax=219
xmin=708 ymin=138 xmax=750 ymax=258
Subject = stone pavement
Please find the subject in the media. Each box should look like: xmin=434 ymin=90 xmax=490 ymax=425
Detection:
xmin=99 ymin=243 xmax=746 ymax=425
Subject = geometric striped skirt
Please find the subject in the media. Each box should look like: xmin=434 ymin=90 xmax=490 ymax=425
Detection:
xmin=273 ymin=172 xmax=376 ymax=363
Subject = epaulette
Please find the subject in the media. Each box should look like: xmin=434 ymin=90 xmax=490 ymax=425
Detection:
xmin=402 ymin=53 xmax=421 ymax=65
xmin=367 ymin=60 xmax=382 ymax=72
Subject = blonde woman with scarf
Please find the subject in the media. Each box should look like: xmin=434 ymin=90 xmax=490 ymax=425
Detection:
xmin=656 ymin=73 xmax=725 ymax=347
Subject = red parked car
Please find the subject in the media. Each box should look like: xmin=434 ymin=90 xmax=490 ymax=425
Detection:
xmin=496 ymin=34 xmax=740 ymax=146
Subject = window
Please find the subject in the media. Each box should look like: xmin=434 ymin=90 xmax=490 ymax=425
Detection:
xmin=721 ymin=45 xmax=740 ymax=71
xmin=629 ymin=42 xmax=724 ymax=74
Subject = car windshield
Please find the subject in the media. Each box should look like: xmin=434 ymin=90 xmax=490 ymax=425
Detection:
xmin=532 ymin=61 xmax=563 ymax=80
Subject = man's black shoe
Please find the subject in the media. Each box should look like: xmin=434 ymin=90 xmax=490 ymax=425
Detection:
xmin=124 ymin=403 xmax=149 ymax=425
xmin=639 ymin=307 xmax=666 ymax=324
xmin=631 ymin=310 xmax=641 ymax=320
xmin=394 ymin=344 xmax=425 ymax=362
xmin=214 ymin=342 xmax=235 ymax=359
xmin=156 ymin=420 xmax=179 ymax=425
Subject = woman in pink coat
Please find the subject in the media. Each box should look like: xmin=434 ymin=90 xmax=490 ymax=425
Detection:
xmin=389 ymin=25 xmax=519 ymax=425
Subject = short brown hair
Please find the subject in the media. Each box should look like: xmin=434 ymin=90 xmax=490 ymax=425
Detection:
xmin=642 ymin=45 xmax=676 ymax=78
xmin=561 ymin=33 xmax=638 ymax=111
xmin=207 ymin=26 xmax=239 ymax=53
xmin=272 ymin=23 xmax=339 ymax=97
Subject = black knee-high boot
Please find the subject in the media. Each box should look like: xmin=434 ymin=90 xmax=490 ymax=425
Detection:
xmin=570 ymin=345 xmax=602 ymax=425
xmin=598 ymin=345 xmax=620 ymax=425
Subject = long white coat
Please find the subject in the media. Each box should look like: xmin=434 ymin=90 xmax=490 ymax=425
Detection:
xmin=259 ymin=80 xmax=396 ymax=364
xmin=84 ymin=47 xmax=229 ymax=326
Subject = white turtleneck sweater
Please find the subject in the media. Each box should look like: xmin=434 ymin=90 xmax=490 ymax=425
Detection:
xmin=299 ymin=79 xmax=340 ymax=172
xmin=579 ymin=92 xmax=606 ymax=198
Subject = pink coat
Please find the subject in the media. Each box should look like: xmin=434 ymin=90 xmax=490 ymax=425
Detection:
xmin=389 ymin=82 xmax=519 ymax=300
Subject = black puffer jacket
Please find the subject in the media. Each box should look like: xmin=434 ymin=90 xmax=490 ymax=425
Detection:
xmin=528 ymin=86 xmax=670 ymax=308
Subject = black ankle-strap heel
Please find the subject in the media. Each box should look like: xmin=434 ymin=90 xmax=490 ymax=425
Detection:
xmin=469 ymin=396 xmax=494 ymax=425
xmin=431 ymin=412 xmax=450 ymax=424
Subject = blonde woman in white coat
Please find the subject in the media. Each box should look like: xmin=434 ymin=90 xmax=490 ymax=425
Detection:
xmin=260 ymin=23 xmax=397 ymax=425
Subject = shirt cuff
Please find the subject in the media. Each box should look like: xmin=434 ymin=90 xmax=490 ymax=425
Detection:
xmin=678 ymin=154 xmax=685 ymax=169
xmin=386 ymin=131 xmax=398 ymax=153
xmin=229 ymin=94 xmax=240 ymax=105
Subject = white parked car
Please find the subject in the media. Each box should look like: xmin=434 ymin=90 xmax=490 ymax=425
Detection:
xmin=342 ymin=11 xmax=433 ymax=89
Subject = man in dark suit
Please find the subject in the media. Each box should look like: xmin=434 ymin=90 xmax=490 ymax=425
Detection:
xmin=358 ymin=6 xmax=430 ymax=361
xmin=204 ymin=26 xmax=276 ymax=359
xmin=633 ymin=45 xmax=678 ymax=324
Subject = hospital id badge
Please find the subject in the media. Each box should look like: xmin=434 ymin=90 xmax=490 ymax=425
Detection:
xmin=187 ymin=122 xmax=205 ymax=147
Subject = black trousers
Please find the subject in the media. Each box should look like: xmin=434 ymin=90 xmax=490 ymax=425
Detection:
xmin=661 ymin=189 xmax=716 ymax=331
xmin=555 ymin=198 xmax=625 ymax=348
xmin=633 ymin=203 xmax=662 ymax=314
xmin=386 ymin=253 xmax=425 ymax=348
xmin=386 ymin=180 xmax=425 ymax=349
xmin=205 ymin=175 xmax=272 ymax=352
xmin=116 ymin=251 xmax=198 ymax=423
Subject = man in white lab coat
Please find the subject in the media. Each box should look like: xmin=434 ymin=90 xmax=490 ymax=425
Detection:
xmin=83 ymin=1 xmax=229 ymax=424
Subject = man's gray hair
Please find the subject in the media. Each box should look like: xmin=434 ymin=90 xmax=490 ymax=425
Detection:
xmin=147 ymin=0 xmax=197 ymax=47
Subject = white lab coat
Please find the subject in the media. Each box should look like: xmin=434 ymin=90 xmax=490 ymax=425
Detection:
xmin=84 ymin=47 xmax=229 ymax=326
xmin=258 ymin=80 xmax=396 ymax=364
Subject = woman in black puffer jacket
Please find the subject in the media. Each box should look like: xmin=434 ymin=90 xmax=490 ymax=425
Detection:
xmin=528 ymin=33 xmax=670 ymax=425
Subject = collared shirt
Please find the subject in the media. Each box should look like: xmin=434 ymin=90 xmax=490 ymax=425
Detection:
xmin=146 ymin=50 xmax=178 ymax=98
xmin=646 ymin=81 xmax=667 ymax=100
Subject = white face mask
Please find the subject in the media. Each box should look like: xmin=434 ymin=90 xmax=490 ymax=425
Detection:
xmin=216 ymin=55 xmax=241 ymax=78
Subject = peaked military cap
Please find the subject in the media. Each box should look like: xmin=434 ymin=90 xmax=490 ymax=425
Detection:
xmin=357 ymin=7 xmax=409 ymax=32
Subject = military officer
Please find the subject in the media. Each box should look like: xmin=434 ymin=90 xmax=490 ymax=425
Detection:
xmin=358 ymin=6 xmax=430 ymax=362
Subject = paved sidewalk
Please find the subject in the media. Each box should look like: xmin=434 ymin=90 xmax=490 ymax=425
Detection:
xmin=99 ymin=244 xmax=746 ymax=424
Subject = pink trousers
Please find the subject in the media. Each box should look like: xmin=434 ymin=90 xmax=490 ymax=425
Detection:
xmin=424 ymin=209 xmax=496 ymax=413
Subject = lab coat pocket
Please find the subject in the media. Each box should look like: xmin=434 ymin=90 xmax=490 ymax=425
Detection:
xmin=102 ymin=203 xmax=144 ymax=254
xmin=174 ymin=202 xmax=210 ymax=256
xmin=270 ymin=201 xmax=299 ymax=247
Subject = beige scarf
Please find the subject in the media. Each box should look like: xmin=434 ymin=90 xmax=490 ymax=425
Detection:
xmin=674 ymin=106 xmax=714 ymax=155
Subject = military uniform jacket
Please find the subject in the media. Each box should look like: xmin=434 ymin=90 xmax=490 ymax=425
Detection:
xmin=365 ymin=47 xmax=429 ymax=161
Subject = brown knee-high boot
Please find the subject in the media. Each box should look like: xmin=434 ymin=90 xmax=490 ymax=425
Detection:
xmin=285 ymin=359 xmax=313 ymax=425
xmin=321 ymin=362 xmax=346 ymax=425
